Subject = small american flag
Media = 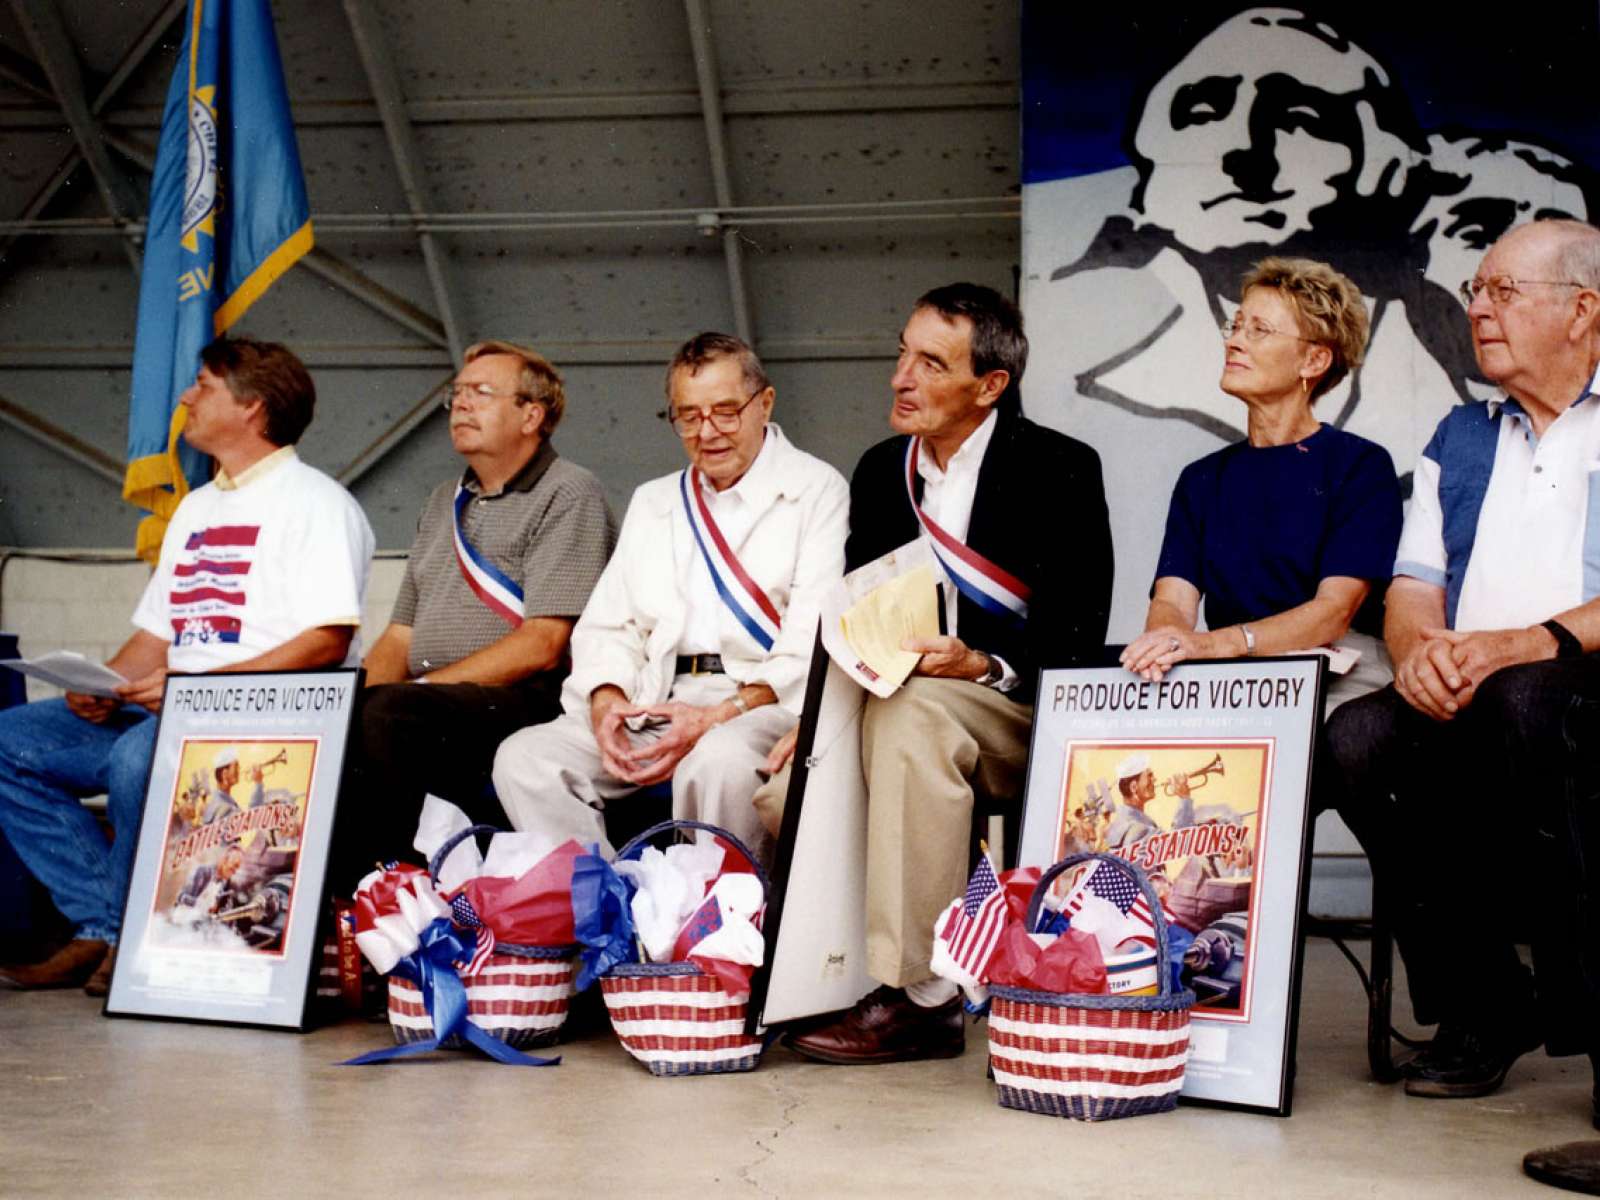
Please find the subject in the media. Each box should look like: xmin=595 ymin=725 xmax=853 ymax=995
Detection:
xmin=1061 ymin=859 xmax=1154 ymax=942
xmin=451 ymin=892 xmax=495 ymax=977
xmin=938 ymin=851 xmax=1007 ymax=980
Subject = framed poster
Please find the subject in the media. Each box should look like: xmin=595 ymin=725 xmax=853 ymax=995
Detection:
xmin=105 ymin=669 xmax=361 ymax=1030
xmin=1018 ymin=657 xmax=1326 ymax=1116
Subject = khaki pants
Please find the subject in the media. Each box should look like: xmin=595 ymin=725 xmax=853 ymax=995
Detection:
xmin=492 ymin=673 xmax=794 ymax=863
xmin=754 ymin=676 xmax=1032 ymax=987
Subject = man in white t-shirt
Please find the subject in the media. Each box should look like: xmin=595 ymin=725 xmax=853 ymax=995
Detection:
xmin=0 ymin=337 xmax=374 ymax=995
xmin=1326 ymin=219 xmax=1600 ymax=1103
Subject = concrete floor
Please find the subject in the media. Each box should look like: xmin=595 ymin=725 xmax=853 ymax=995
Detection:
xmin=0 ymin=939 xmax=1592 ymax=1198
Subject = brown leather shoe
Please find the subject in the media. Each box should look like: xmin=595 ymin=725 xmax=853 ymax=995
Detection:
xmin=83 ymin=946 xmax=117 ymax=998
xmin=0 ymin=938 xmax=109 ymax=990
xmin=787 ymin=985 xmax=964 ymax=1065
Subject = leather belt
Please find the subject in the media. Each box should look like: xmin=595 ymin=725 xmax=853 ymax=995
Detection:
xmin=674 ymin=653 xmax=725 ymax=676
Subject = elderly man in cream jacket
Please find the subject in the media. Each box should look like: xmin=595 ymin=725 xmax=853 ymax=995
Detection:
xmin=493 ymin=332 xmax=847 ymax=860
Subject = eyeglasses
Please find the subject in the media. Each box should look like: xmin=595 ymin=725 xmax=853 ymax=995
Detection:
xmin=1218 ymin=315 xmax=1316 ymax=344
xmin=1458 ymin=275 xmax=1585 ymax=308
xmin=658 ymin=391 xmax=762 ymax=436
xmin=440 ymin=381 xmax=534 ymax=412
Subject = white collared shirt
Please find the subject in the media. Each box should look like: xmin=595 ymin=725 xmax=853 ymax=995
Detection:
xmin=679 ymin=426 xmax=777 ymax=655
xmin=1397 ymin=363 xmax=1600 ymax=630
xmin=913 ymin=409 xmax=1017 ymax=690
xmin=915 ymin=408 xmax=998 ymax=637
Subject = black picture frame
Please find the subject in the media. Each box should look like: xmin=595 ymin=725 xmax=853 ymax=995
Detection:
xmin=1017 ymin=656 xmax=1327 ymax=1116
xmin=104 ymin=668 xmax=362 ymax=1031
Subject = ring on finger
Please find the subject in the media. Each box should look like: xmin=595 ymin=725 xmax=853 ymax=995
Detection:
xmin=1168 ymin=636 xmax=1181 ymax=653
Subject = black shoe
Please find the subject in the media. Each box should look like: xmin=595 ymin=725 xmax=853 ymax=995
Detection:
xmin=1404 ymin=1021 xmax=1540 ymax=1099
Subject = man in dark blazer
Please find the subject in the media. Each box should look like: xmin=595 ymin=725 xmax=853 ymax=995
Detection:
xmin=785 ymin=282 xmax=1113 ymax=1063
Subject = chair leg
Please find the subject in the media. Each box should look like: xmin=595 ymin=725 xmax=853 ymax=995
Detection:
xmin=1366 ymin=875 xmax=1401 ymax=1084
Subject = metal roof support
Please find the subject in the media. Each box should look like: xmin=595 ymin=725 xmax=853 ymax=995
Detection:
xmin=0 ymin=42 xmax=54 ymax=102
xmin=683 ymin=0 xmax=753 ymax=345
xmin=0 ymin=0 xmax=184 ymax=278
xmin=0 ymin=390 xmax=125 ymax=488
xmin=6 ymin=0 xmax=145 ymax=275
xmin=341 ymin=0 xmax=465 ymax=366
xmin=95 ymin=128 xmax=451 ymax=351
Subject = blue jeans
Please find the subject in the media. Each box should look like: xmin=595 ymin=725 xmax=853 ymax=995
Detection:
xmin=0 ymin=700 xmax=157 ymax=944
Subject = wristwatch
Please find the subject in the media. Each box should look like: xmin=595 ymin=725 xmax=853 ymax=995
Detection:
xmin=974 ymin=652 xmax=1003 ymax=688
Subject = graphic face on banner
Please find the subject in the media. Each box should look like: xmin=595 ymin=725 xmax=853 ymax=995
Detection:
xmin=1021 ymin=2 xmax=1598 ymax=636
xmin=1055 ymin=739 xmax=1271 ymax=1018
xmin=1414 ymin=133 xmax=1590 ymax=305
xmin=1132 ymin=9 xmax=1403 ymax=254
xmin=149 ymin=737 xmax=319 ymax=957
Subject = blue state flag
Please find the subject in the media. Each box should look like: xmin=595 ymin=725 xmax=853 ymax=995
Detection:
xmin=124 ymin=0 xmax=313 ymax=561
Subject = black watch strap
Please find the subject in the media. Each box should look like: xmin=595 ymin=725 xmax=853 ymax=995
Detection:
xmin=1542 ymin=618 xmax=1584 ymax=659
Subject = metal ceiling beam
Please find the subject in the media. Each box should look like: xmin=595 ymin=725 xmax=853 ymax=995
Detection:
xmin=7 ymin=0 xmax=145 ymax=275
xmin=336 ymin=382 xmax=450 ymax=488
xmin=92 ymin=0 xmax=187 ymax=115
xmin=0 ymin=149 xmax=83 ymax=269
xmin=1 ymin=193 xmax=1021 ymax=237
xmin=0 ymin=0 xmax=182 ymax=276
xmin=684 ymin=0 xmax=753 ymax=344
xmin=0 ymin=334 xmax=898 ymax=370
xmin=0 ymin=79 xmax=1018 ymax=130
xmin=341 ymin=0 xmax=465 ymax=365
xmin=98 ymin=128 xmax=451 ymax=349
xmin=0 ymin=42 xmax=55 ymax=102
xmin=0 ymin=390 xmax=125 ymax=488
xmin=297 ymin=249 xmax=449 ymax=349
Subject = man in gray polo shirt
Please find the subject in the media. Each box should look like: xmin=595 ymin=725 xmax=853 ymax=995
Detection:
xmin=337 ymin=340 xmax=615 ymax=882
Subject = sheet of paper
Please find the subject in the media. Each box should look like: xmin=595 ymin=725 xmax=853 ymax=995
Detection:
xmin=0 ymin=651 xmax=128 ymax=697
xmin=838 ymin=564 xmax=939 ymax=692
xmin=819 ymin=539 xmax=940 ymax=698
xmin=1313 ymin=643 xmax=1360 ymax=676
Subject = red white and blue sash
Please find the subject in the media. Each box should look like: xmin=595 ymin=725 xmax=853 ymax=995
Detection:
xmin=452 ymin=483 xmax=523 ymax=626
xmin=681 ymin=469 xmax=783 ymax=652
xmin=904 ymin=438 xmax=1031 ymax=625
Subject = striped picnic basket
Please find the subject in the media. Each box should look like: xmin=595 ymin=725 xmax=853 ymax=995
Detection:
xmin=987 ymin=852 xmax=1194 ymax=1121
xmin=599 ymin=819 xmax=767 ymax=1077
xmin=388 ymin=824 xmax=579 ymax=1051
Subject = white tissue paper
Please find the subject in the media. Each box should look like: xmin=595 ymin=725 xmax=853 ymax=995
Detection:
xmin=414 ymin=795 xmax=480 ymax=889
xmin=685 ymin=872 xmax=766 ymax=975
xmin=413 ymin=796 xmax=566 ymax=889
xmin=613 ymin=831 xmax=727 ymax=961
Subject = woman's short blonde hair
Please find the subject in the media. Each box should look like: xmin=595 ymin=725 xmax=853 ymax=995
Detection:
xmin=1239 ymin=257 xmax=1370 ymax=403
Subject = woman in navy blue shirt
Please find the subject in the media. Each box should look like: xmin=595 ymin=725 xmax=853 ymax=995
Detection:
xmin=1120 ymin=257 xmax=1402 ymax=705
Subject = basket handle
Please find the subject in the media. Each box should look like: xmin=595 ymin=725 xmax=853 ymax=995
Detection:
xmin=428 ymin=822 xmax=504 ymax=887
xmin=1027 ymin=851 xmax=1177 ymax=998
xmin=613 ymin=818 xmax=770 ymax=897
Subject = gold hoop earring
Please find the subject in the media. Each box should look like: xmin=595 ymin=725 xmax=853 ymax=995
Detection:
xmin=1301 ymin=376 xmax=1310 ymax=399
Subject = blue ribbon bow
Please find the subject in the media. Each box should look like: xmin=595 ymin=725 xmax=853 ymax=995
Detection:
xmin=341 ymin=917 xmax=559 ymax=1067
